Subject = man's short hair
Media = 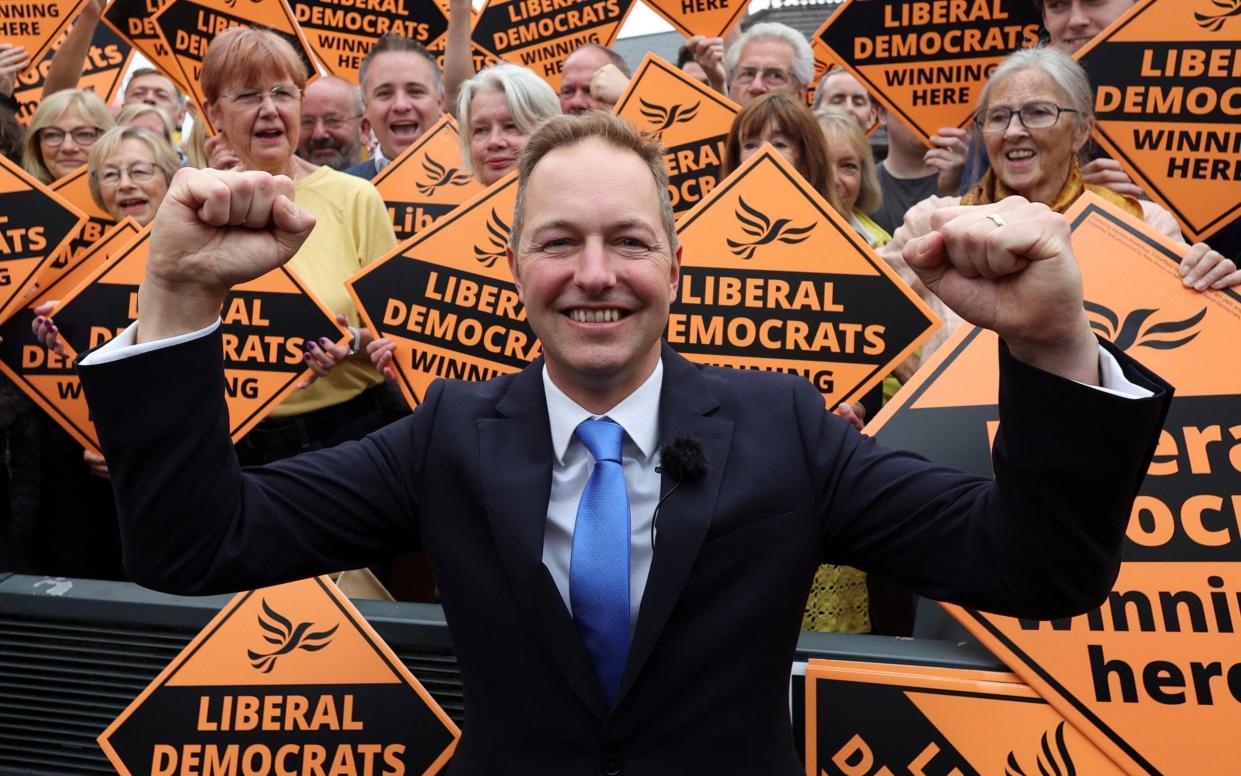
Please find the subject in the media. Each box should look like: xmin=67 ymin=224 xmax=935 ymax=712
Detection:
xmin=358 ymin=34 xmax=444 ymax=96
xmin=313 ymin=74 xmax=364 ymax=116
xmin=125 ymin=67 xmax=186 ymax=106
xmin=510 ymin=113 xmax=677 ymax=253
xmin=725 ymin=22 xmax=814 ymax=87
xmin=676 ymin=45 xmax=695 ymax=69
xmin=811 ymin=66 xmax=873 ymax=112
xmin=572 ymin=43 xmax=631 ymax=78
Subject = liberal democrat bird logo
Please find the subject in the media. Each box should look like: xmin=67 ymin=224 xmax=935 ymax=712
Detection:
xmin=1085 ymin=301 xmax=1206 ymax=352
xmin=247 ymin=599 xmax=338 ymax=674
xmin=639 ymin=98 xmax=700 ymax=135
xmin=417 ymin=154 xmax=472 ymax=196
xmin=473 ymin=208 xmax=510 ymax=268
xmin=1005 ymin=721 xmax=1076 ymax=776
xmin=1196 ymin=0 xmax=1241 ymax=31
xmin=725 ymin=197 xmax=814 ymax=260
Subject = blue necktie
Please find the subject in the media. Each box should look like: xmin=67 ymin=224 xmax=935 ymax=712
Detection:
xmin=570 ymin=417 xmax=631 ymax=705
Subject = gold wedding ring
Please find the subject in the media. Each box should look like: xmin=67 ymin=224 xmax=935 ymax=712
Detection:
xmin=986 ymin=213 xmax=1006 ymax=227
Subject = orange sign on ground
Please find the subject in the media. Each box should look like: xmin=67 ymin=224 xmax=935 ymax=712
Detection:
xmin=348 ymin=173 xmax=533 ymax=410
xmin=152 ymin=0 xmax=316 ymax=125
xmin=103 ymin=0 xmax=193 ymax=95
xmin=99 ymin=576 xmax=458 ymax=776
xmin=1076 ymin=0 xmax=1241 ymax=244
xmin=815 ymin=0 xmax=1041 ymax=145
xmin=0 ymin=0 xmax=87 ymax=75
xmin=289 ymin=0 xmax=449 ymax=83
xmin=612 ymin=53 xmax=739 ymax=215
xmin=50 ymin=228 xmax=349 ymax=442
xmin=11 ymin=13 xmax=134 ymax=125
xmin=805 ymin=660 xmax=1124 ymax=776
xmin=0 ymin=154 xmax=86 ymax=323
xmin=867 ymin=193 xmax=1241 ymax=776
xmin=0 ymin=218 xmax=141 ymax=455
xmin=670 ymin=147 xmax=939 ymax=409
xmin=470 ymin=0 xmax=637 ymax=89
xmin=639 ymin=0 xmax=747 ymax=40
xmin=371 ymin=115 xmax=485 ymax=243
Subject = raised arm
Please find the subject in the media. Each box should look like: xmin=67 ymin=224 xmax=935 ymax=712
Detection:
xmin=43 ymin=0 xmax=103 ymax=96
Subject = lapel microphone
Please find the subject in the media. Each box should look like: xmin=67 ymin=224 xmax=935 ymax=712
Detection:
xmin=651 ymin=438 xmax=709 ymax=548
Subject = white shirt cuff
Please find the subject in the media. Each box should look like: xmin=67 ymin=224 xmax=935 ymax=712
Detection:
xmin=78 ymin=319 xmax=221 ymax=366
xmin=1085 ymin=345 xmax=1152 ymax=399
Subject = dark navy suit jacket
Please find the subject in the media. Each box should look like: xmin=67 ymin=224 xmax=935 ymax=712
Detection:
xmin=79 ymin=334 xmax=1171 ymax=775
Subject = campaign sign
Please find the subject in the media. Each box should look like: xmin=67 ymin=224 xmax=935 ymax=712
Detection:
xmin=471 ymin=0 xmax=637 ymax=89
xmin=639 ymin=0 xmax=747 ymax=40
xmin=289 ymin=0 xmax=449 ymax=83
xmin=152 ymin=0 xmax=316 ymax=125
xmin=40 ymin=165 xmax=118 ymax=289
xmin=808 ymin=38 xmax=838 ymax=110
xmin=99 ymin=576 xmax=459 ymax=776
xmin=815 ymin=0 xmax=1041 ymax=145
xmin=371 ymin=115 xmax=484 ymax=242
xmin=103 ymin=0 xmax=192 ymax=95
xmin=51 ymin=228 xmax=349 ymax=442
xmin=1076 ymin=0 xmax=1241 ymax=244
xmin=868 ymin=193 xmax=1241 ymax=776
xmin=670 ymin=147 xmax=938 ymax=409
xmin=612 ymin=53 xmax=738 ymax=215
xmin=805 ymin=660 xmax=1124 ymax=776
xmin=348 ymin=174 xmax=533 ymax=409
xmin=0 ymin=154 xmax=86 ymax=323
xmin=11 ymin=14 xmax=134 ymax=125
xmin=425 ymin=1 xmax=502 ymax=79
xmin=0 ymin=219 xmax=141 ymax=455
xmin=0 ymin=0 xmax=87 ymax=74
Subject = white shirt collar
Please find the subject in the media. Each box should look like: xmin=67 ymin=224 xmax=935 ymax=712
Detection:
xmin=543 ymin=359 xmax=663 ymax=466
xmin=373 ymin=144 xmax=392 ymax=173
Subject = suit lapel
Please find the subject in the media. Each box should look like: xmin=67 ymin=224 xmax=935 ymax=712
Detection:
xmin=478 ymin=362 xmax=609 ymax=719
xmin=617 ymin=345 xmax=733 ymax=704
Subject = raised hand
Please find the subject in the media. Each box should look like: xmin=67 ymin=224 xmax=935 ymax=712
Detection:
xmin=1179 ymin=242 xmax=1240 ymax=291
xmin=923 ymin=127 xmax=970 ymax=195
xmin=137 ymin=168 xmax=316 ymax=343
xmin=0 ymin=44 xmax=31 ymax=97
xmin=903 ymin=197 xmax=1099 ymax=384
xmin=1080 ymin=158 xmax=1144 ymax=200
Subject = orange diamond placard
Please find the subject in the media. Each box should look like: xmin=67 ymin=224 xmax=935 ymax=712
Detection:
xmin=639 ymin=0 xmax=747 ymax=40
xmin=51 ymin=227 xmax=349 ymax=443
xmin=11 ymin=13 xmax=134 ymax=125
xmin=1 ymin=0 xmax=87 ymax=75
xmin=99 ymin=576 xmax=458 ymax=776
xmin=612 ymin=53 xmax=738 ymax=215
xmin=103 ymin=0 xmax=193 ymax=95
xmin=815 ymin=0 xmax=1042 ymax=145
xmin=471 ymin=0 xmax=637 ymax=90
xmin=805 ymin=660 xmax=1124 ymax=776
xmin=349 ymin=174 xmax=534 ymax=409
xmin=0 ymin=154 xmax=86 ymax=323
xmin=39 ymin=165 xmax=117 ymax=291
xmin=152 ymin=0 xmax=317 ymax=126
xmin=289 ymin=0 xmax=449 ymax=83
xmin=0 ymin=218 xmax=141 ymax=455
xmin=372 ymin=115 xmax=485 ymax=243
xmin=670 ymin=147 xmax=939 ymax=408
xmin=1076 ymin=0 xmax=1241 ymax=244
xmin=868 ymin=192 xmax=1241 ymax=776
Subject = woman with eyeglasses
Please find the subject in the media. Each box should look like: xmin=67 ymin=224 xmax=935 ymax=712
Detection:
xmin=22 ymin=88 xmax=115 ymax=184
xmin=880 ymin=47 xmax=1239 ymax=365
xmin=87 ymin=126 xmax=179 ymax=226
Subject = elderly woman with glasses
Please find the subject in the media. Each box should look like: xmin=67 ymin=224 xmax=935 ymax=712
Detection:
xmin=880 ymin=47 xmax=1239 ymax=365
xmin=22 ymin=88 xmax=115 ymax=184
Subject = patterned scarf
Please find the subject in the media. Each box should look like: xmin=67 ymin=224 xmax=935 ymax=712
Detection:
xmin=962 ymin=156 xmax=1144 ymax=219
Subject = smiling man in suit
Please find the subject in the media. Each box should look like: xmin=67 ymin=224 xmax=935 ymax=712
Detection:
xmin=78 ymin=112 xmax=1170 ymax=775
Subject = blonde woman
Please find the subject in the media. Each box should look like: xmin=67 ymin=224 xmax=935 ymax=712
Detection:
xmin=817 ymin=109 xmax=889 ymax=248
xmin=22 ymin=89 xmax=114 ymax=183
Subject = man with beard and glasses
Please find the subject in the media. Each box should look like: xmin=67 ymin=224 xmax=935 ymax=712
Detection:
xmin=297 ymin=76 xmax=365 ymax=171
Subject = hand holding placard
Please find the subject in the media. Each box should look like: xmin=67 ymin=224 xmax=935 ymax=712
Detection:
xmin=903 ymin=197 xmax=1098 ymax=385
xmin=138 ymin=168 xmax=316 ymax=344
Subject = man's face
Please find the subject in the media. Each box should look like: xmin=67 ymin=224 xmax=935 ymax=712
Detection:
xmin=124 ymin=73 xmax=185 ymax=127
xmin=559 ymin=47 xmax=611 ymax=115
xmin=298 ymin=79 xmax=364 ymax=170
xmin=728 ymin=39 xmax=802 ymax=105
xmin=816 ymin=71 xmax=875 ymax=130
xmin=1042 ymin=0 xmax=1137 ymax=54
xmin=508 ymin=139 xmax=680 ymax=406
xmin=361 ymin=51 xmax=444 ymax=160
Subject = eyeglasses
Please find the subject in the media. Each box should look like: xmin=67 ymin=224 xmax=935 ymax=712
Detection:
xmin=299 ymin=113 xmax=358 ymax=131
xmin=223 ymin=84 xmax=302 ymax=108
xmin=733 ymin=67 xmax=794 ymax=87
xmin=39 ymin=127 xmax=103 ymax=147
xmin=97 ymin=163 xmax=158 ymax=186
xmin=975 ymin=102 xmax=1079 ymax=133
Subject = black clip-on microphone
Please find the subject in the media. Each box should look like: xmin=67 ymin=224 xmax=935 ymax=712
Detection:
xmin=651 ymin=438 xmax=709 ymax=548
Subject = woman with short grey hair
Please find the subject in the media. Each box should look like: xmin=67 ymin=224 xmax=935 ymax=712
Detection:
xmin=457 ymin=63 xmax=560 ymax=185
